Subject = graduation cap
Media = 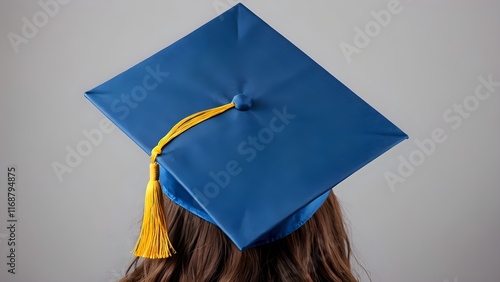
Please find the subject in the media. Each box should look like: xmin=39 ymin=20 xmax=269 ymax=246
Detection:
xmin=85 ymin=3 xmax=407 ymax=259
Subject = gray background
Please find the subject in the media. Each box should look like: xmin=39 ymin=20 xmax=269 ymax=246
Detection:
xmin=1 ymin=1 xmax=499 ymax=281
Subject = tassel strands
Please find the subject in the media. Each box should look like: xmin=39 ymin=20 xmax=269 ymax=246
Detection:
xmin=132 ymin=102 xmax=236 ymax=259
xmin=132 ymin=163 xmax=175 ymax=258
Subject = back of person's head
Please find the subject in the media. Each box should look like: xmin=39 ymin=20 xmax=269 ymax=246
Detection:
xmin=120 ymin=191 xmax=359 ymax=282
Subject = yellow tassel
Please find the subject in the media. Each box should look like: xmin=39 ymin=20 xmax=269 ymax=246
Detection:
xmin=132 ymin=102 xmax=235 ymax=259
xmin=132 ymin=163 xmax=176 ymax=258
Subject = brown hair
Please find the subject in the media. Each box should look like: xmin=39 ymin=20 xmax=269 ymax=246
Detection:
xmin=120 ymin=191 xmax=361 ymax=282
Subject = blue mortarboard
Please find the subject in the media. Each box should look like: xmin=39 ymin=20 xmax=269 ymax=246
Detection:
xmin=85 ymin=3 xmax=407 ymax=259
